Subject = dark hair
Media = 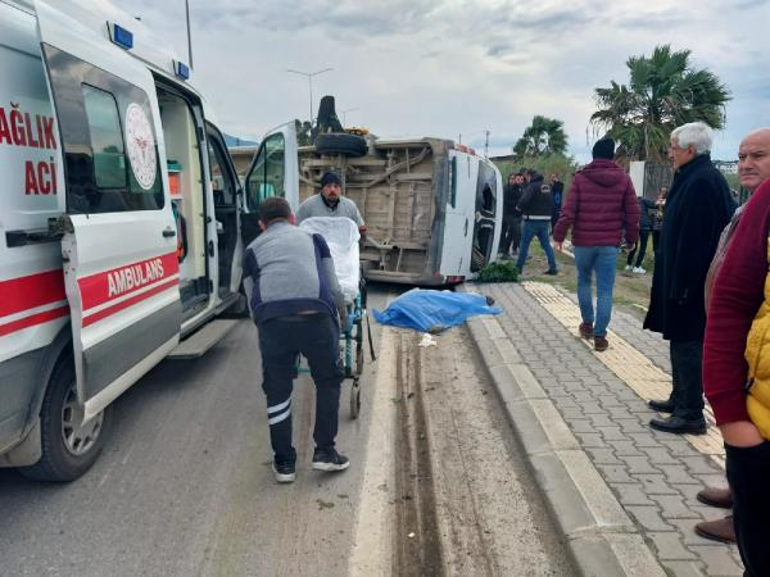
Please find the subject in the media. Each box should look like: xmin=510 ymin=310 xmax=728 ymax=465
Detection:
xmin=259 ymin=196 xmax=291 ymax=224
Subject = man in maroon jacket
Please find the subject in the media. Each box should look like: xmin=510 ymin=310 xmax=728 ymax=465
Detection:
xmin=698 ymin=128 xmax=770 ymax=557
xmin=553 ymin=137 xmax=639 ymax=351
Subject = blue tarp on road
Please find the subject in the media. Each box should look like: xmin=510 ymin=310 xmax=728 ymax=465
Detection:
xmin=373 ymin=289 xmax=502 ymax=333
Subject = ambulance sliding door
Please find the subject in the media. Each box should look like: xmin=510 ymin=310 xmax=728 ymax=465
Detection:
xmin=35 ymin=1 xmax=181 ymax=422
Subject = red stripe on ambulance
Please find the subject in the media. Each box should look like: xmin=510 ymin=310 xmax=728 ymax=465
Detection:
xmin=0 ymin=305 xmax=69 ymax=338
xmin=78 ymin=252 xmax=179 ymax=311
xmin=0 ymin=269 xmax=66 ymax=318
xmin=81 ymin=277 xmax=179 ymax=327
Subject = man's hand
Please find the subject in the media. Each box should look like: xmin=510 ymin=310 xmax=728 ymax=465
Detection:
xmin=720 ymin=420 xmax=765 ymax=448
xmin=624 ymin=241 xmax=637 ymax=252
xmin=554 ymin=241 xmax=563 ymax=252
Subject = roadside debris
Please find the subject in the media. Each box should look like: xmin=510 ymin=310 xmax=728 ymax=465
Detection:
xmin=418 ymin=333 xmax=438 ymax=348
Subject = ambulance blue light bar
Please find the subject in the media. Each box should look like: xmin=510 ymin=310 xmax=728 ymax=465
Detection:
xmin=108 ymin=23 xmax=134 ymax=50
xmin=174 ymin=61 xmax=190 ymax=81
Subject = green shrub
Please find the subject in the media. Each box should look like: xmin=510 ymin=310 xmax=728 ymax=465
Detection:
xmin=476 ymin=261 xmax=519 ymax=283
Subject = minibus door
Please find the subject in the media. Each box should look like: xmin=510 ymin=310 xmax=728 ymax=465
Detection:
xmin=35 ymin=0 xmax=181 ymax=422
xmin=440 ymin=153 xmax=472 ymax=276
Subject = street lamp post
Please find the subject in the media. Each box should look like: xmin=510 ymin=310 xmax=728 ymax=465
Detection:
xmin=287 ymin=68 xmax=333 ymax=123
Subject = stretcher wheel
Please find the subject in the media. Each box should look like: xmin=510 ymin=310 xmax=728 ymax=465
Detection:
xmin=350 ymin=380 xmax=361 ymax=419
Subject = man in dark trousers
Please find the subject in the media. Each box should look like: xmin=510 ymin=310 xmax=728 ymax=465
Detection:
xmin=645 ymin=121 xmax=735 ymax=435
xmin=242 ymin=197 xmax=349 ymax=483
xmin=498 ymin=171 xmax=523 ymax=258
xmin=550 ymin=172 xmax=564 ymax=232
xmin=515 ymin=168 xmax=558 ymax=275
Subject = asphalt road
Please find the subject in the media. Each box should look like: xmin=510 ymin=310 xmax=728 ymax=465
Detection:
xmin=0 ymin=283 xmax=571 ymax=577
xmin=0 ymin=286 xmax=401 ymax=577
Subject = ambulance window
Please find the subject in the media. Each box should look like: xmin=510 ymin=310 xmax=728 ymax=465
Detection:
xmin=245 ymin=133 xmax=285 ymax=208
xmin=208 ymin=139 xmax=235 ymax=206
xmin=82 ymin=86 xmax=127 ymax=189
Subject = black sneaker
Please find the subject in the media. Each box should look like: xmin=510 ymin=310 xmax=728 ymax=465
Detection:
xmin=312 ymin=448 xmax=350 ymax=472
xmin=273 ymin=460 xmax=296 ymax=484
xmin=544 ymin=269 xmax=558 ymax=276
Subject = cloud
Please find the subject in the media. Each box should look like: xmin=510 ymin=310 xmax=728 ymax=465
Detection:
xmin=120 ymin=0 xmax=768 ymax=163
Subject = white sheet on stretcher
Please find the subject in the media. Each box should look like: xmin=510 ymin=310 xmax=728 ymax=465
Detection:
xmin=299 ymin=216 xmax=361 ymax=303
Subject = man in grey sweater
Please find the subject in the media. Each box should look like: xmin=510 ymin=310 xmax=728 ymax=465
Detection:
xmin=242 ymin=197 xmax=349 ymax=483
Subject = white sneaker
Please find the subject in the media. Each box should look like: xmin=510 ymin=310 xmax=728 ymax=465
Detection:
xmin=633 ymin=266 xmax=646 ymax=274
xmin=624 ymin=265 xmax=633 ymax=272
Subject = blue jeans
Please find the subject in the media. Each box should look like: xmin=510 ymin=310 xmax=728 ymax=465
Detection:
xmin=573 ymin=246 xmax=619 ymax=338
xmin=516 ymin=220 xmax=557 ymax=273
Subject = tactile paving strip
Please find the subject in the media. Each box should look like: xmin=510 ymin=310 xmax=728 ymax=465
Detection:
xmin=522 ymin=281 xmax=726 ymax=470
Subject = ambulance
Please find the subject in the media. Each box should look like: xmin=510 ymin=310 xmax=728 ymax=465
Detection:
xmin=0 ymin=0 xmax=297 ymax=480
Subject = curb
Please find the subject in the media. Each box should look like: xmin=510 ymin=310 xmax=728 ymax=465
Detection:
xmin=465 ymin=313 xmax=667 ymax=577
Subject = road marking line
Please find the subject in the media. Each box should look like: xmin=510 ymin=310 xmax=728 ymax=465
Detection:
xmin=348 ymin=328 xmax=398 ymax=577
xmin=522 ymin=281 xmax=725 ymax=470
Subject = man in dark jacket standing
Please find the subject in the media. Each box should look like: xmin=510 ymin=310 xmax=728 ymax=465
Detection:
xmin=515 ymin=169 xmax=558 ymax=275
xmin=498 ymin=172 xmax=523 ymax=257
xmin=553 ymin=138 xmax=639 ymax=351
xmin=645 ymin=122 xmax=735 ymax=435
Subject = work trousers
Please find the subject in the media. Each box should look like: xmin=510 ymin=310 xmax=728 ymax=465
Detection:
xmin=726 ymin=441 xmax=770 ymax=576
xmin=499 ymin=216 xmax=522 ymax=254
xmin=627 ymin=229 xmax=650 ymax=268
xmin=668 ymin=340 xmax=705 ymax=421
xmin=257 ymin=313 xmax=344 ymax=464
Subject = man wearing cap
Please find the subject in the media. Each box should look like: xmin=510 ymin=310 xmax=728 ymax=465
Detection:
xmin=553 ymin=137 xmax=639 ymax=352
xmin=242 ymin=196 xmax=350 ymax=484
xmin=297 ymin=171 xmax=365 ymax=232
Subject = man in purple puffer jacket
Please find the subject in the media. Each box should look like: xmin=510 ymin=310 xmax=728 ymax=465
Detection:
xmin=553 ymin=138 xmax=640 ymax=351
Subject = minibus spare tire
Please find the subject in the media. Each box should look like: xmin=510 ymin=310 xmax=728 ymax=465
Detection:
xmin=19 ymin=360 xmax=111 ymax=482
xmin=315 ymin=133 xmax=368 ymax=157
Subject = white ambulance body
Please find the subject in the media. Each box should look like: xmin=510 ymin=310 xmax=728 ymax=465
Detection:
xmin=0 ymin=0 xmax=296 ymax=481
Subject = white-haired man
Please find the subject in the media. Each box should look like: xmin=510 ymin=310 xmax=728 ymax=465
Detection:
xmin=644 ymin=122 xmax=735 ymax=434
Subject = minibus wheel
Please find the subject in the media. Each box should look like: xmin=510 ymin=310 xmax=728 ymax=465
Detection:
xmin=19 ymin=360 xmax=111 ymax=482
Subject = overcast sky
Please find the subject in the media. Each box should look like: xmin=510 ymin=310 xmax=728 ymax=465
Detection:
xmin=122 ymin=0 xmax=769 ymax=163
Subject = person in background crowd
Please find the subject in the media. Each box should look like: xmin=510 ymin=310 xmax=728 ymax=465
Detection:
xmin=553 ymin=137 xmax=639 ymax=352
xmin=694 ymin=127 xmax=770 ymax=546
xmin=644 ymin=122 xmax=735 ymax=435
xmin=243 ymin=197 xmax=350 ymax=484
xmin=550 ymin=172 xmax=564 ymax=232
xmin=625 ymin=195 xmax=656 ymax=274
xmin=498 ymin=171 xmax=523 ymax=258
xmin=515 ymin=168 xmax=558 ymax=276
xmin=650 ymin=185 xmax=667 ymax=254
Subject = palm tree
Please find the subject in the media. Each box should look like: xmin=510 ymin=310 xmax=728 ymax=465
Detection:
xmin=591 ymin=45 xmax=731 ymax=163
xmin=513 ymin=115 xmax=568 ymax=158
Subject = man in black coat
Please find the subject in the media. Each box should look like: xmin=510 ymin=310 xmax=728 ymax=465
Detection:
xmin=498 ymin=171 xmax=523 ymax=257
xmin=644 ymin=122 xmax=735 ymax=434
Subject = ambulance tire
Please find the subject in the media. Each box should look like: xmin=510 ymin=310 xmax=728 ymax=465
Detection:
xmin=315 ymin=133 xmax=368 ymax=157
xmin=19 ymin=360 xmax=111 ymax=482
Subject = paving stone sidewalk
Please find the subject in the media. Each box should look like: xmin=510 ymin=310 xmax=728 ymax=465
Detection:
xmin=476 ymin=282 xmax=743 ymax=577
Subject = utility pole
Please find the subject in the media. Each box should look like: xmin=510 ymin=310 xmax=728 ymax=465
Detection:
xmin=458 ymin=133 xmax=462 ymax=144
xmin=287 ymin=68 xmax=334 ymax=123
xmin=484 ymin=130 xmax=490 ymax=158
xmin=185 ymin=0 xmax=193 ymax=69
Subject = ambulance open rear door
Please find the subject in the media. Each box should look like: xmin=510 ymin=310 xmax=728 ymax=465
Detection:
xmin=35 ymin=0 xmax=181 ymax=422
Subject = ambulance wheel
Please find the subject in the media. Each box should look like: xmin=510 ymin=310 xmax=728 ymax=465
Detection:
xmin=349 ymin=381 xmax=361 ymax=419
xmin=315 ymin=133 xmax=368 ymax=157
xmin=19 ymin=360 xmax=110 ymax=482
